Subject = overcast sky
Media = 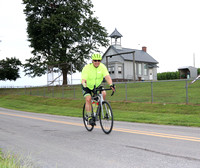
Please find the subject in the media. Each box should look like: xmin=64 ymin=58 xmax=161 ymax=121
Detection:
xmin=0 ymin=0 xmax=200 ymax=86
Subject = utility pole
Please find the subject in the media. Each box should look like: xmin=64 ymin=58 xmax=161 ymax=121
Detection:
xmin=132 ymin=51 xmax=136 ymax=81
xmin=193 ymin=53 xmax=195 ymax=67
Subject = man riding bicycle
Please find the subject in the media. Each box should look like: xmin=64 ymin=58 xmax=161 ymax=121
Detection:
xmin=81 ymin=53 xmax=115 ymax=125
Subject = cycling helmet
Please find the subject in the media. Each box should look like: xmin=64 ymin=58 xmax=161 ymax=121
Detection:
xmin=91 ymin=53 xmax=102 ymax=60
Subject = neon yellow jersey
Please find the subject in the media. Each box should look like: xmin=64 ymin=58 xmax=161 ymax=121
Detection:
xmin=81 ymin=63 xmax=109 ymax=90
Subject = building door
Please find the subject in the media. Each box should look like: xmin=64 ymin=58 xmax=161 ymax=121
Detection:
xmin=149 ymin=69 xmax=153 ymax=80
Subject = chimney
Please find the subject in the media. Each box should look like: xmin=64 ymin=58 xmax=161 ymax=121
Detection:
xmin=142 ymin=46 xmax=147 ymax=52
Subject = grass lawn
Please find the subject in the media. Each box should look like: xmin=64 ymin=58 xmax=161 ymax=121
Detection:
xmin=0 ymin=149 xmax=34 ymax=168
xmin=1 ymin=80 xmax=199 ymax=104
xmin=0 ymin=95 xmax=200 ymax=127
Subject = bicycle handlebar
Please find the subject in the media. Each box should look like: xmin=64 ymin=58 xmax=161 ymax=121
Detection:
xmin=94 ymin=85 xmax=115 ymax=96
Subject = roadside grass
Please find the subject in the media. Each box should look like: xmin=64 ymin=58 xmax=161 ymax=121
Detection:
xmin=0 ymin=149 xmax=35 ymax=168
xmin=0 ymin=95 xmax=200 ymax=127
xmin=0 ymin=95 xmax=83 ymax=117
xmin=1 ymin=80 xmax=200 ymax=104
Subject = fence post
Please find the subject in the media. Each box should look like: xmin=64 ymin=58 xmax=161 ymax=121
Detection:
xmin=62 ymin=85 xmax=64 ymax=98
xmin=52 ymin=87 xmax=54 ymax=97
xmin=125 ymin=82 xmax=127 ymax=101
xmin=151 ymin=81 xmax=153 ymax=103
xmin=74 ymin=86 xmax=76 ymax=99
xmin=185 ymin=80 xmax=188 ymax=104
xmin=43 ymin=87 xmax=45 ymax=97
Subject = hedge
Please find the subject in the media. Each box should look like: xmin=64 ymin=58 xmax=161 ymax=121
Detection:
xmin=157 ymin=71 xmax=180 ymax=80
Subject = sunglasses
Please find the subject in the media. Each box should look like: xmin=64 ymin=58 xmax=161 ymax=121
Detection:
xmin=93 ymin=60 xmax=101 ymax=62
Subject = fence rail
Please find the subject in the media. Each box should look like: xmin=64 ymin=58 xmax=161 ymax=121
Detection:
xmin=0 ymin=79 xmax=199 ymax=105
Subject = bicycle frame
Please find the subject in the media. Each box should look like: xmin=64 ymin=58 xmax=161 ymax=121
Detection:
xmin=91 ymin=93 xmax=103 ymax=120
xmin=92 ymin=86 xmax=114 ymax=121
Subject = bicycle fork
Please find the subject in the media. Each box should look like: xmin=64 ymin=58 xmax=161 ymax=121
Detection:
xmin=99 ymin=94 xmax=110 ymax=119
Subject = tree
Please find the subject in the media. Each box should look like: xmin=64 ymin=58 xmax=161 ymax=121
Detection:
xmin=22 ymin=0 xmax=109 ymax=85
xmin=0 ymin=57 xmax=22 ymax=81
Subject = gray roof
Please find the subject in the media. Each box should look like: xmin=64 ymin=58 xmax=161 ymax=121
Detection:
xmin=104 ymin=45 xmax=158 ymax=64
xmin=109 ymin=28 xmax=123 ymax=38
xmin=178 ymin=66 xmax=197 ymax=70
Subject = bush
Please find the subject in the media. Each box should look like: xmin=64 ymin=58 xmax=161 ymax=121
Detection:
xmin=157 ymin=71 xmax=180 ymax=80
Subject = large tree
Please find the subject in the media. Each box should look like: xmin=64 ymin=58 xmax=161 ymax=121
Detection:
xmin=23 ymin=0 xmax=109 ymax=85
xmin=0 ymin=57 xmax=22 ymax=81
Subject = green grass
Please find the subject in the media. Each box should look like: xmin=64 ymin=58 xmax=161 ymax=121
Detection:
xmin=0 ymin=95 xmax=83 ymax=117
xmin=1 ymin=80 xmax=199 ymax=104
xmin=0 ymin=149 xmax=34 ymax=168
xmin=0 ymin=95 xmax=200 ymax=127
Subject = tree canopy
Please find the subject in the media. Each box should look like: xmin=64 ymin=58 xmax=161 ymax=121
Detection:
xmin=0 ymin=57 xmax=22 ymax=81
xmin=23 ymin=0 xmax=109 ymax=85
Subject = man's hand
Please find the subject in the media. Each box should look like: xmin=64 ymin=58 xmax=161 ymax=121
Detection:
xmin=110 ymin=84 xmax=115 ymax=92
xmin=81 ymin=79 xmax=87 ymax=88
xmin=82 ymin=82 xmax=87 ymax=88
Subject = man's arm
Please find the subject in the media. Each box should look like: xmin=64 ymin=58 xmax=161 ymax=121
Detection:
xmin=105 ymin=75 xmax=112 ymax=85
xmin=105 ymin=75 xmax=115 ymax=91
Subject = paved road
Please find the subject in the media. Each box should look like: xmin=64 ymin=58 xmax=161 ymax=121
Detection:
xmin=0 ymin=107 xmax=200 ymax=168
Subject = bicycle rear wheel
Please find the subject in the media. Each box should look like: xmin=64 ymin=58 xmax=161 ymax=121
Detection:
xmin=99 ymin=101 xmax=113 ymax=134
xmin=83 ymin=103 xmax=94 ymax=131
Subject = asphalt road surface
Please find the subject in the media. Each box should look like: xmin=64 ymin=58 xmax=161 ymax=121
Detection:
xmin=0 ymin=107 xmax=200 ymax=168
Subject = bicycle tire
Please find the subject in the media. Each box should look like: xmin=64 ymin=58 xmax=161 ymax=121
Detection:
xmin=99 ymin=101 xmax=113 ymax=134
xmin=83 ymin=103 xmax=94 ymax=132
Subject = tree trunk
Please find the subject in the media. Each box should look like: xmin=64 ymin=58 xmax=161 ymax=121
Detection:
xmin=62 ymin=69 xmax=68 ymax=85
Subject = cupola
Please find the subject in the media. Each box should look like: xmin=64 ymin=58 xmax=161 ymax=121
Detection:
xmin=109 ymin=28 xmax=123 ymax=49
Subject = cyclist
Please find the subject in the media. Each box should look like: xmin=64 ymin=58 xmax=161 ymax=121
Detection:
xmin=81 ymin=53 xmax=115 ymax=125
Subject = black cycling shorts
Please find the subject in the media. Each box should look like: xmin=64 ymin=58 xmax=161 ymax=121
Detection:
xmin=82 ymin=85 xmax=100 ymax=97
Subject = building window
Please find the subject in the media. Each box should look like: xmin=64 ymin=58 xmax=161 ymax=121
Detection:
xmin=138 ymin=63 xmax=142 ymax=75
xmin=112 ymin=67 xmax=115 ymax=74
xmin=108 ymin=66 xmax=115 ymax=74
xmin=118 ymin=66 xmax=122 ymax=74
xmin=144 ymin=64 xmax=147 ymax=75
xmin=108 ymin=67 xmax=111 ymax=74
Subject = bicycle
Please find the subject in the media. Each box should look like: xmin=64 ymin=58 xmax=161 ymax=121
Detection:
xmin=82 ymin=85 xmax=115 ymax=134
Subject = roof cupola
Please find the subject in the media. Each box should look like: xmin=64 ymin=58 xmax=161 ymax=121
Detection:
xmin=109 ymin=28 xmax=122 ymax=49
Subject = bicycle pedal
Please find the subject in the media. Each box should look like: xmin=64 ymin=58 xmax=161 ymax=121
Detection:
xmin=88 ymin=117 xmax=96 ymax=126
xmin=89 ymin=121 xmax=96 ymax=126
xmin=91 ymin=122 xmax=96 ymax=126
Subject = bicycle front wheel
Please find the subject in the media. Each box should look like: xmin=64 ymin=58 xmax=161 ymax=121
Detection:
xmin=99 ymin=101 xmax=113 ymax=134
xmin=83 ymin=103 xmax=94 ymax=132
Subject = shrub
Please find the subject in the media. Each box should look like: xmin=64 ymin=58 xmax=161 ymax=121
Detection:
xmin=157 ymin=71 xmax=180 ymax=80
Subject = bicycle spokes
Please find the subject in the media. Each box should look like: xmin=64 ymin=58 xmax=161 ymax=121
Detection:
xmin=82 ymin=103 xmax=94 ymax=131
xmin=99 ymin=101 xmax=113 ymax=134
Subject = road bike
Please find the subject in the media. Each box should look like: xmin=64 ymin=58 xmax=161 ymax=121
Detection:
xmin=82 ymin=85 xmax=115 ymax=134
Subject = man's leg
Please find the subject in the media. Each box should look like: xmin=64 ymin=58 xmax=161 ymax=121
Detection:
xmin=85 ymin=95 xmax=95 ymax=125
xmin=102 ymin=91 xmax=106 ymax=100
xmin=85 ymin=95 xmax=92 ymax=116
